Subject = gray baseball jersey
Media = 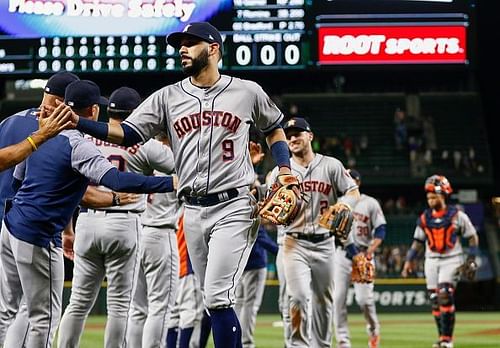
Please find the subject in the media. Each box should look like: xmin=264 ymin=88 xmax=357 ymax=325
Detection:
xmin=88 ymin=137 xmax=175 ymax=212
xmin=270 ymin=154 xmax=357 ymax=238
xmin=269 ymin=154 xmax=357 ymax=347
xmin=334 ymin=193 xmax=387 ymax=347
xmin=345 ymin=194 xmax=387 ymax=247
xmin=58 ymin=137 xmax=175 ymax=348
xmin=123 ymin=75 xmax=283 ymax=196
xmin=123 ymin=75 xmax=283 ymax=313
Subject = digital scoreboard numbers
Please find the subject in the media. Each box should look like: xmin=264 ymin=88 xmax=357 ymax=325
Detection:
xmin=228 ymin=0 xmax=307 ymax=69
xmin=0 ymin=0 xmax=309 ymax=74
xmin=35 ymin=35 xmax=164 ymax=73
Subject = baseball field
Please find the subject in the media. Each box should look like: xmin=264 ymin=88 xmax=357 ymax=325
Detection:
xmin=55 ymin=312 xmax=500 ymax=348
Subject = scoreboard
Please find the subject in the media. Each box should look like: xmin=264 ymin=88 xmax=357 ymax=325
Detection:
xmin=0 ymin=0 xmax=475 ymax=75
xmin=0 ymin=0 xmax=310 ymax=74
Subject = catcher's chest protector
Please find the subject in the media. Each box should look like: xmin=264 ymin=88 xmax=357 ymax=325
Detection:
xmin=419 ymin=206 xmax=459 ymax=253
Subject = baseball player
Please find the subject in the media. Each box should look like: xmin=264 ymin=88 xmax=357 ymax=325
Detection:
xmin=402 ymin=175 xmax=479 ymax=348
xmin=65 ymin=21 xmax=293 ymax=348
xmin=166 ymin=212 xmax=204 ymax=348
xmin=0 ymin=73 xmax=76 ymax=173
xmin=234 ymin=225 xmax=278 ymax=348
xmin=58 ymin=86 xmax=176 ymax=348
xmin=333 ymin=169 xmax=387 ymax=348
xmin=127 ymin=138 xmax=179 ymax=348
xmin=0 ymin=72 xmax=79 ymax=348
xmin=0 ymin=80 xmax=175 ymax=348
xmin=268 ymin=117 xmax=360 ymax=347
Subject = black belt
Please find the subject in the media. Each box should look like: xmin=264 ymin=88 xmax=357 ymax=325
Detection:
xmin=286 ymin=232 xmax=334 ymax=243
xmin=184 ymin=188 xmax=239 ymax=207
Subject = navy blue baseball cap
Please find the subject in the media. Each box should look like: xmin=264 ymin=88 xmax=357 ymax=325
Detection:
xmin=108 ymin=87 xmax=141 ymax=111
xmin=283 ymin=117 xmax=312 ymax=133
xmin=167 ymin=22 xmax=224 ymax=53
xmin=64 ymin=80 xmax=108 ymax=109
xmin=348 ymin=169 xmax=361 ymax=181
xmin=44 ymin=71 xmax=80 ymax=97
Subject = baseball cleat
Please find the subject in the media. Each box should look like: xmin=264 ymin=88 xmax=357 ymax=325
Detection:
xmin=368 ymin=334 xmax=380 ymax=348
xmin=440 ymin=341 xmax=454 ymax=348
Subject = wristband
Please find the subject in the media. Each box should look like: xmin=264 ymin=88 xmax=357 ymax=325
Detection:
xmin=346 ymin=244 xmax=360 ymax=259
xmin=270 ymin=141 xmax=290 ymax=169
xmin=468 ymin=245 xmax=479 ymax=257
xmin=405 ymin=248 xmax=418 ymax=262
xmin=26 ymin=136 xmax=38 ymax=151
xmin=111 ymin=192 xmax=120 ymax=206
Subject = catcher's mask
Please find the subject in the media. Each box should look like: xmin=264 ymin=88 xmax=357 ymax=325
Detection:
xmin=424 ymin=175 xmax=453 ymax=196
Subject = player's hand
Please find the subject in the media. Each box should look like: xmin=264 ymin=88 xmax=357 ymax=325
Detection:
xmin=249 ymin=141 xmax=265 ymax=165
xmin=36 ymin=102 xmax=74 ymax=141
xmin=55 ymin=98 xmax=79 ymax=129
xmin=116 ymin=192 xmax=140 ymax=205
xmin=62 ymin=230 xmax=75 ymax=261
xmin=401 ymin=261 xmax=413 ymax=278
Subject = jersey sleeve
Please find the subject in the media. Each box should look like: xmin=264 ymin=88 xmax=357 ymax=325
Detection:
xmin=413 ymin=224 xmax=426 ymax=242
xmin=370 ymin=198 xmax=387 ymax=230
xmin=251 ymin=82 xmax=284 ymax=133
xmin=329 ymin=158 xmax=357 ymax=194
xmin=70 ymin=136 xmax=114 ymax=184
xmin=457 ymin=210 xmax=477 ymax=239
xmin=141 ymin=139 xmax=175 ymax=175
xmin=123 ymin=89 xmax=168 ymax=143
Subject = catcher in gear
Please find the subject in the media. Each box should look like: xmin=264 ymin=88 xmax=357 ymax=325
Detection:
xmin=331 ymin=169 xmax=386 ymax=348
xmin=402 ymin=175 xmax=479 ymax=348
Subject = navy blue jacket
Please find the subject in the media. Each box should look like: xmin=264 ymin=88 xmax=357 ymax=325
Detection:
xmin=245 ymin=226 xmax=279 ymax=271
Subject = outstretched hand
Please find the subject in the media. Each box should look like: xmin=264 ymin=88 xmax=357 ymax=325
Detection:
xmin=62 ymin=229 xmax=75 ymax=261
xmin=116 ymin=192 xmax=140 ymax=205
xmin=401 ymin=261 xmax=414 ymax=278
xmin=37 ymin=102 xmax=74 ymax=140
xmin=249 ymin=141 xmax=265 ymax=165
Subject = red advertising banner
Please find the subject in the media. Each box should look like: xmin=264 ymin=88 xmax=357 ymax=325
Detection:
xmin=318 ymin=25 xmax=467 ymax=65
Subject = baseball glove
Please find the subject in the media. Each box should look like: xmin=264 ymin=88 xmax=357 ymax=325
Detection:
xmin=258 ymin=174 xmax=302 ymax=226
xmin=456 ymin=257 xmax=478 ymax=281
xmin=318 ymin=202 xmax=354 ymax=245
xmin=351 ymin=253 xmax=375 ymax=283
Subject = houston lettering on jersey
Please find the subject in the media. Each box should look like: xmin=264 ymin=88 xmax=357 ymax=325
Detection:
xmin=89 ymin=136 xmax=141 ymax=155
xmin=318 ymin=25 xmax=467 ymax=64
xmin=301 ymin=180 xmax=332 ymax=195
xmin=173 ymin=111 xmax=242 ymax=139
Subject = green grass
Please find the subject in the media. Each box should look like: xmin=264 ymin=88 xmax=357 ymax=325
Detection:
xmin=62 ymin=312 xmax=500 ymax=348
